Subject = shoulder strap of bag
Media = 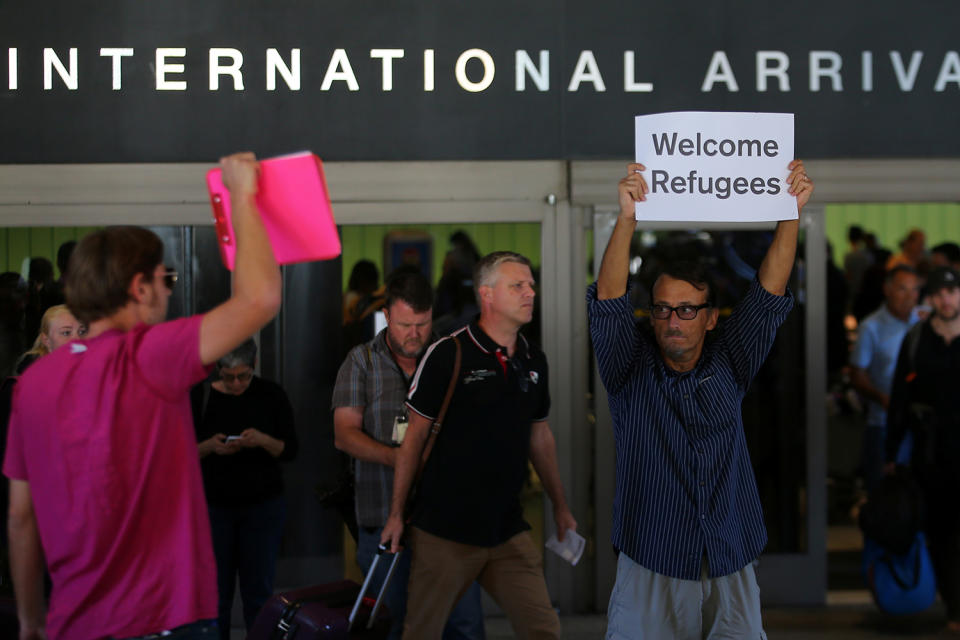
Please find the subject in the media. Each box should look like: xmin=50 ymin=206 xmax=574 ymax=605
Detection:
xmin=903 ymin=321 xmax=924 ymax=377
xmin=880 ymin=541 xmax=924 ymax=592
xmin=416 ymin=335 xmax=461 ymax=476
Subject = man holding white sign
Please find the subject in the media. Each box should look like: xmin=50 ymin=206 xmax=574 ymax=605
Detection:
xmin=587 ymin=139 xmax=812 ymax=636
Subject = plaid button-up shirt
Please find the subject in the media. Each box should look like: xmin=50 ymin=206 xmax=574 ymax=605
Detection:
xmin=332 ymin=329 xmax=414 ymax=528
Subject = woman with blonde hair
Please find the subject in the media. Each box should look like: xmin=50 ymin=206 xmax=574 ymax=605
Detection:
xmin=13 ymin=304 xmax=83 ymax=374
xmin=1 ymin=307 xmax=82 ymax=570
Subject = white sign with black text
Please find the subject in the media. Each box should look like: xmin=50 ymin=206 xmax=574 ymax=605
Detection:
xmin=634 ymin=111 xmax=797 ymax=223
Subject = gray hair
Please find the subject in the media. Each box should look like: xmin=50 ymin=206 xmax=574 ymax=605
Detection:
xmin=473 ymin=251 xmax=532 ymax=299
xmin=217 ymin=338 xmax=257 ymax=369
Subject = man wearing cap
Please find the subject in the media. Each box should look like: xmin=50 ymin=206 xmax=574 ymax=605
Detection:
xmin=887 ymin=265 xmax=960 ymax=632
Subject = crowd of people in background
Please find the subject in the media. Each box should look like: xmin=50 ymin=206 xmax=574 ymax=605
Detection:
xmin=841 ymin=226 xmax=960 ymax=325
xmin=827 ymin=225 xmax=960 ymax=378
xmin=834 ymin=223 xmax=960 ymax=631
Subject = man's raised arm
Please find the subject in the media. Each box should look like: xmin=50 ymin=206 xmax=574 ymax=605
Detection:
xmin=756 ymin=160 xmax=815 ymax=297
xmin=200 ymin=152 xmax=283 ymax=366
xmin=597 ymin=163 xmax=648 ymax=300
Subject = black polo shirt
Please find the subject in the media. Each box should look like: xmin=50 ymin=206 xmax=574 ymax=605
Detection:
xmin=406 ymin=321 xmax=550 ymax=547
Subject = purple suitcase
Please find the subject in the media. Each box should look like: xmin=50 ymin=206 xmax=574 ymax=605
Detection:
xmin=248 ymin=546 xmax=400 ymax=639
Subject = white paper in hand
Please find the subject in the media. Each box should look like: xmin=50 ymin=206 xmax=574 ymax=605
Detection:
xmin=545 ymin=529 xmax=586 ymax=566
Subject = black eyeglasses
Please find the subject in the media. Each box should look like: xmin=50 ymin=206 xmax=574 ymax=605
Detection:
xmin=163 ymin=269 xmax=179 ymax=291
xmin=649 ymin=303 xmax=711 ymax=320
xmin=221 ymin=370 xmax=253 ymax=383
xmin=508 ymin=357 xmax=529 ymax=393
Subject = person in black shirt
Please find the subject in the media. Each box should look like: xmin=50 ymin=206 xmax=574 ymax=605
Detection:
xmin=193 ymin=338 xmax=298 ymax=639
xmin=383 ymin=251 xmax=576 ymax=639
xmin=887 ymin=266 xmax=960 ymax=632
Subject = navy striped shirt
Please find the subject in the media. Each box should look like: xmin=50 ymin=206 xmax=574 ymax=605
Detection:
xmin=587 ymin=278 xmax=793 ymax=580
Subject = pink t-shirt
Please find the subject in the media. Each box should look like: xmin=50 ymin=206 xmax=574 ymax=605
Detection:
xmin=4 ymin=316 xmax=217 ymax=640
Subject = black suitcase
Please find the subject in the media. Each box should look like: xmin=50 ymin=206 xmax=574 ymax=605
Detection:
xmin=248 ymin=545 xmax=401 ymax=639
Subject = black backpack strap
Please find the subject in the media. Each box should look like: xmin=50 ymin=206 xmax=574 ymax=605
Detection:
xmin=903 ymin=322 xmax=924 ymax=378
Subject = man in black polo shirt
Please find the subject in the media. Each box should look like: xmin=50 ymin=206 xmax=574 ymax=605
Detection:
xmin=382 ymin=251 xmax=576 ymax=640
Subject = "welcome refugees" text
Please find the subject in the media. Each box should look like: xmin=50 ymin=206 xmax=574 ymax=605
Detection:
xmin=649 ymin=131 xmax=782 ymax=199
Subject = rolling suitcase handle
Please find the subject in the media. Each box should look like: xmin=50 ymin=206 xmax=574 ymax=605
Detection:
xmin=347 ymin=543 xmax=402 ymax=632
xmin=347 ymin=338 xmax=461 ymax=633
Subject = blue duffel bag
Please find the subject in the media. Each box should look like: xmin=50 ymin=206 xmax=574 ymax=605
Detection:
xmin=863 ymin=531 xmax=936 ymax=615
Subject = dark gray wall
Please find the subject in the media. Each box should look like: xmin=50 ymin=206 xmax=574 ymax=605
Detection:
xmin=3 ymin=1 xmax=957 ymax=162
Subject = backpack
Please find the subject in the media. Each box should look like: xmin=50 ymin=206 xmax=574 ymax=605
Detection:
xmin=858 ymin=467 xmax=924 ymax=555
xmin=859 ymin=468 xmax=936 ymax=615
xmin=863 ymin=532 xmax=936 ymax=615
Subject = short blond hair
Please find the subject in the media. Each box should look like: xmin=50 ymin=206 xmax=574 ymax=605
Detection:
xmin=473 ymin=251 xmax=532 ymax=299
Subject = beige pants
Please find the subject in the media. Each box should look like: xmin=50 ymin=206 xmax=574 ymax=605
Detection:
xmin=606 ymin=553 xmax=766 ymax=639
xmin=402 ymin=527 xmax=561 ymax=640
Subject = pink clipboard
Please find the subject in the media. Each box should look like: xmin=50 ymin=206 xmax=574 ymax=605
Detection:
xmin=206 ymin=151 xmax=341 ymax=271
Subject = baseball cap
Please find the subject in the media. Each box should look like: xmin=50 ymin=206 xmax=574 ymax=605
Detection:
xmin=926 ymin=266 xmax=960 ymax=294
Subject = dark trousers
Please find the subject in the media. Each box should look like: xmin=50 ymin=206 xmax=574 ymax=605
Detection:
xmin=208 ymin=496 xmax=286 ymax=640
xmin=927 ymin=506 xmax=960 ymax=622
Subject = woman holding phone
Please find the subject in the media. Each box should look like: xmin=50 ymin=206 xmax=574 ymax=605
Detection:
xmin=194 ymin=338 xmax=299 ymax=639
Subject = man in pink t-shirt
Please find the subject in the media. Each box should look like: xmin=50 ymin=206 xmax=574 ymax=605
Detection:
xmin=4 ymin=153 xmax=282 ymax=640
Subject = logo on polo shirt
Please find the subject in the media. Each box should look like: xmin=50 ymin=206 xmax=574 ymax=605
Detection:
xmin=464 ymin=369 xmax=497 ymax=384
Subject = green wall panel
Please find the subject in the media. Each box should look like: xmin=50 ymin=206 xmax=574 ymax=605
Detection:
xmin=6 ymin=228 xmax=31 ymax=276
xmin=28 ymin=228 xmax=54 ymax=264
xmin=1 ymin=227 xmax=99 ymax=276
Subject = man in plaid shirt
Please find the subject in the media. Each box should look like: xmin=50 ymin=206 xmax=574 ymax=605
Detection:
xmin=332 ymin=269 xmax=484 ymax=640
